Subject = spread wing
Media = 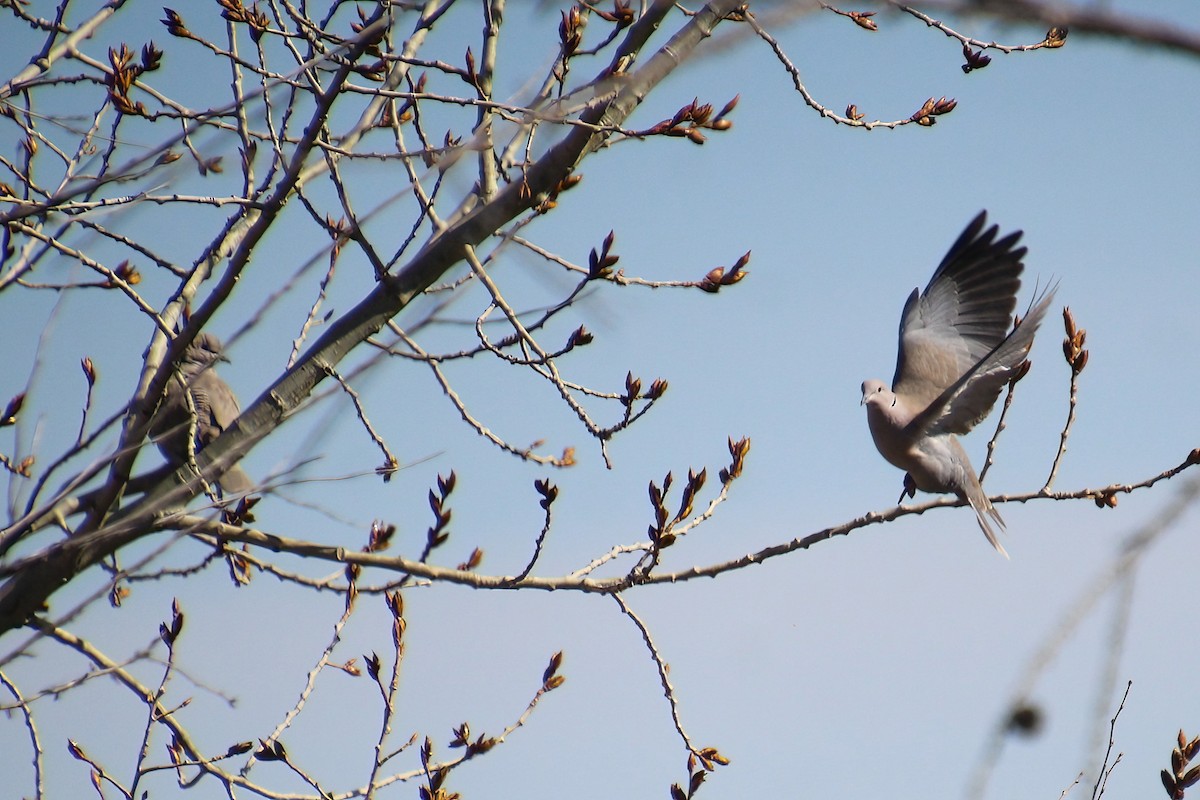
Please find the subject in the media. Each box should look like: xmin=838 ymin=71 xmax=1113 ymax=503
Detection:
xmin=891 ymin=211 xmax=1027 ymax=430
xmin=911 ymin=286 xmax=1056 ymax=438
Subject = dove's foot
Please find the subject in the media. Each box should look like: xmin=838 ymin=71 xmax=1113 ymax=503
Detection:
xmin=897 ymin=473 xmax=917 ymax=504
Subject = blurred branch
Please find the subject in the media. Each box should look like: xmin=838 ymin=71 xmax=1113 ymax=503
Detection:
xmin=966 ymin=476 xmax=1200 ymax=800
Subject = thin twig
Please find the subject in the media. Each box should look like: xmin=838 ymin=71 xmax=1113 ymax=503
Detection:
xmin=323 ymin=364 xmax=398 ymax=476
xmin=0 ymin=669 xmax=44 ymax=800
xmin=611 ymin=593 xmax=703 ymax=758
xmin=1043 ymin=367 xmax=1081 ymax=492
xmin=745 ymin=11 xmax=945 ymax=130
xmin=890 ymin=3 xmax=1067 ymax=53
xmin=1090 ymin=681 xmax=1131 ymax=800
xmin=465 ymin=244 xmax=613 ymax=465
xmin=978 ymin=378 xmax=1019 ymax=483
xmin=241 ymin=596 xmax=359 ymax=778
xmin=388 ymin=327 xmax=574 ymax=467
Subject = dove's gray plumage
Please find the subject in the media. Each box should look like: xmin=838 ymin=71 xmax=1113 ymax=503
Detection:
xmin=861 ymin=212 xmax=1055 ymax=557
xmin=150 ymin=333 xmax=254 ymax=497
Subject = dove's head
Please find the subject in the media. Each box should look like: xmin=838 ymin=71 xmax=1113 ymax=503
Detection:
xmin=182 ymin=333 xmax=229 ymax=368
xmin=860 ymin=379 xmax=891 ymax=409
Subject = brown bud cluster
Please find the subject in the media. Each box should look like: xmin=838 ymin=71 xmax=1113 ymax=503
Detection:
xmin=350 ymin=6 xmax=388 ymax=56
xmin=719 ymin=436 xmax=751 ymax=483
xmin=1061 ymin=307 xmax=1088 ymax=374
xmin=354 ymin=60 xmax=386 ymax=82
xmin=534 ymin=172 xmax=583 ymax=214
xmin=630 ymin=95 xmax=738 ymax=144
xmin=961 ymin=44 xmax=992 ymax=73
xmin=226 ymin=741 xmax=255 ymax=757
xmin=198 ymin=156 xmax=224 ymax=176
xmin=823 ymin=5 xmax=878 ymax=31
xmin=161 ymin=8 xmax=190 ymax=38
xmin=159 ymin=598 xmax=185 ymax=646
xmin=386 ymin=590 xmax=405 ymax=648
xmin=674 ymin=469 xmax=706 ymax=525
xmin=1008 ymin=359 xmax=1032 ymax=387
xmin=593 ymin=1 xmax=634 ymax=29
xmin=456 ymin=547 xmax=483 ymax=572
xmin=911 ymin=96 xmax=957 ymax=127
xmin=559 ymin=6 xmax=585 ymax=59
xmin=619 ymin=372 xmax=668 ymax=407
xmin=588 ymin=231 xmax=619 ymax=280
xmin=366 ymin=520 xmax=396 ymax=553
xmin=224 ymin=544 xmax=252 ymax=585
xmin=698 ymin=251 xmax=750 ymax=293
xmin=1043 ymin=27 xmax=1069 ymax=49
xmin=255 ymin=739 xmax=287 ymax=762
xmin=222 ymin=496 xmax=258 ymax=528
xmin=425 ymin=472 xmax=455 ymax=552
xmin=559 ymin=446 xmax=576 ymax=467
xmin=106 ymin=44 xmax=156 ymax=116
xmin=647 ymin=471 xmax=677 ymax=548
xmin=449 ymin=722 xmax=497 ymax=757
xmin=463 ymin=47 xmax=477 ymax=86
xmin=1 ymin=393 xmax=25 ymax=427
xmin=1161 ymin=729 xmax=1200 ymax=799
xmin=363 ymin=652 xmax=382 ymax=681
xmin=534 ymin=478 xmax=559 ymax=510
xmin=106 ymin=260 xmax=140 ymax=286
xmin=218 ymin=0 xmax=270 ymax=43
xmin=678 ymin=746 xmax=730 ymax=785
xmin=566 ymin=326 xmax=593 ymax=350
xmin=848 ymin=11 xmax=877 ymax=32
xmin=379 ymin=73 xmax=424 ymax=128
xmin=645 ymin=466 xmax=712 ymax=548
xmin=621 ymin=372 xmax=643 ymax=407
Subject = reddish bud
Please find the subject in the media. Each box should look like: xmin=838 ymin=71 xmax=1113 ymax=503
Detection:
xmin=1043 ymin=27 xmax=1068 ymax=48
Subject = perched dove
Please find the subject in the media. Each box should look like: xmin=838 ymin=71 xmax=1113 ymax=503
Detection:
xmin=860 ymin=212 xmax=1055 ymax=557
xmin=150 ymin=333 xmax=254 ymax=497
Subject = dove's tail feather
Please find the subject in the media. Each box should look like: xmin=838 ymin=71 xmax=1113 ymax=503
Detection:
xmin=961 ymin=474 xmax=1009 ymax=559
xmin=973 ymin=502 xmax=1009 ymax=559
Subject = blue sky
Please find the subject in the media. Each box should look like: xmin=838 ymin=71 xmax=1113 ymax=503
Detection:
xmin=2 ymin=3 xmax=1199 ymax=798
